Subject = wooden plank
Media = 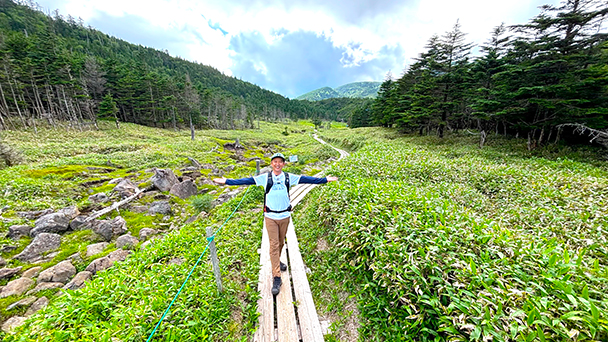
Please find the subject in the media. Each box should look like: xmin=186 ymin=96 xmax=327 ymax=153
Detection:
xmin=290 ymin=184 xmax=316 ymax=208
xmin=276 ymin=247 xmax=298 ymax=341
xmin=254 ymin=221 xmax=274 ymax=342
xmin=289 ymin=183 xmax=310 ymax=201
xmin=286 ymin=219 xmax=325 ymax=342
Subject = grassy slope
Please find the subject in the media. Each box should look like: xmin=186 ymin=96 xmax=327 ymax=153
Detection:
xmin=0 ymin=120 xmax=342 ymax=341
xmin=295 ymin=128 xmax=608 ymax=341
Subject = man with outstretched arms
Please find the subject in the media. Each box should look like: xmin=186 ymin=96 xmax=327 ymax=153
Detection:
xmin=213 ymin=152 xmax=338 ymax=295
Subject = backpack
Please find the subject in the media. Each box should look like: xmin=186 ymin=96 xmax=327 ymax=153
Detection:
xmin=263 ymin=171 xmax=292 ymax=213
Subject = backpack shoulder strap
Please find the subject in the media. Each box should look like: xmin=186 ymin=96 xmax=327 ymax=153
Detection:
xmin=285 ymin=172 xmax=290 ymax=200
xmin=265 ymin=171 xmax=273 ymax=194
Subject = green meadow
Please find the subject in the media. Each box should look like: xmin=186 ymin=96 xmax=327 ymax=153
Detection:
xmin=295 ymin=128 xmax=608 ymax=341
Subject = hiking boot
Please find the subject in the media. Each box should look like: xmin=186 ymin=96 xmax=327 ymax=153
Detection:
xmin=280 ymin=262 xmax=287 ymax=272
xmin=271 ymin=276 xmax=282 ymax=295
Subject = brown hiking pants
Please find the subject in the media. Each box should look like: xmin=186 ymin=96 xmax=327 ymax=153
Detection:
xmin=265 ymin=216 xmax=290 ymax=278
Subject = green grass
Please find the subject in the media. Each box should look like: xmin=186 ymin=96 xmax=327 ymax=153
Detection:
xmin=295 ymin=128 xmax=608 ymax=341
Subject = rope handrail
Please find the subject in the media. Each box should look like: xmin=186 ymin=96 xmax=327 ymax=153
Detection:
xmin=146 ymin=185 xmax=252 ymax=341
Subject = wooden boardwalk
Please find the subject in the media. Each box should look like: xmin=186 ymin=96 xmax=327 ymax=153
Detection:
xmin=254 ymin=183 xmax=324 ymax=342
xmin=254 ymin=134 xmax=348 ymax=342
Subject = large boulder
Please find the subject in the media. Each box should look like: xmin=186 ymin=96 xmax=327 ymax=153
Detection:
xmin=138 ymin=228 xmax=157 ymax=241
xmin=30 ymin=213 xmax=71 ymax=237
xmin=86 ymin=242 xmax=108 ymax=257
xmin=85 ymin=249 xmax=131 ymax=275
xmin=57 ymin=206 xmax=80 ymax=220
xmin=69 ymin=215 xmax=91 ymax=231
xmin=0 ymin=277 xmax=34 ymax=298
xmin=113 ymin=179 xmax=138 ymax=198
xmin=92 ymin=217 xmax=128 ymax=242
xmin=0 ymin=267 xmax=22 ymax=281
xmin=150 ymin=168 xmax=179 ymax=192
xmin=25 ymin=296 xmax=49 ymax=316
xmin=169 ymin=179 xmax=198 ymax=199
xmin=63 ymin=271 xmax=92 ymax=291
xmin=88 ymin=193 xmax=109 ymax=203
xmin=16 ymin=209 xmax=53 ymax=220
xmin=1 ymin=316 xmax=26 ymax=333
xmin=148 ymin=201 xmax=172 ymax=216
xmin=27 ymin=282 xmax=63 ymax=295
xmin=22 ymin=267 xmax=42 ymax=279
xmin=7 ymin=225 xmax=31 ymax=240
xmin=14 ymin=233 xmax=61 ymax=262
xmin=37 ymin=260 xmax=76 ymax=284
xmin=116 ymin=234 xmax=139 ymax=250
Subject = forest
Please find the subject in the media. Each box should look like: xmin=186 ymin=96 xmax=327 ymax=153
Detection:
xmin=359 ymin=0 xmax=608 ymax=149
xmin=0 ymin=0 xmax=360 ymax=134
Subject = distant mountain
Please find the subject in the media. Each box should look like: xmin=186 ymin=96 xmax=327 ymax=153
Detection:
xmin=296 ymin=81 xmax=381 ymax=101
xmin=296 ymin=87 xmax=340 ymax=101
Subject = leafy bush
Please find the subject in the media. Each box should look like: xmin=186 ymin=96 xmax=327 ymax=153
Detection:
xmin=191 ymin=194 xmax=214 ymax=213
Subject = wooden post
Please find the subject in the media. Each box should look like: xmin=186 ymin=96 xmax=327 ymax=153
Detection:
xmin=206 ymin=226 xmax=223 ymax=293
xmin=255 ymin=160 xmax=260 ymax=175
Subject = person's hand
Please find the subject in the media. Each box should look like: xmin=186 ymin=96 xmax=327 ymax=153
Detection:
xmin=213 ymin=177 xmax=227 ymax=184
xmin=326 ymin=176 xmax=338 ymax=182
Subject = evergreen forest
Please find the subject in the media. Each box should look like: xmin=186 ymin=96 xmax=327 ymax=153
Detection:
xmin=359 ymin=0 xmax=608 ymax=149
xmin=0 ymin=0 xmax=362 ymax=133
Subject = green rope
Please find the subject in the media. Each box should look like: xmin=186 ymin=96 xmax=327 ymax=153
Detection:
xmin=146 ymin=186 xmax=252 ymax=341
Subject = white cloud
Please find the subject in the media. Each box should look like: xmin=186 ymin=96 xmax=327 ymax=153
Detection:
xmin=35 ymin=0 xmax=567 ymax=96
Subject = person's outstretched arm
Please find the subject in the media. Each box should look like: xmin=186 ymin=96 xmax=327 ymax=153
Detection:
xmin=298 ymin=175 xmax=338 ymax=184
xmin=213 ymin=177 xmax=256 ymax=185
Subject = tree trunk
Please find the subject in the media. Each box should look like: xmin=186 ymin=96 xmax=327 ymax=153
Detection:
xmin=189 ymin=113 xmax=195 ymax=141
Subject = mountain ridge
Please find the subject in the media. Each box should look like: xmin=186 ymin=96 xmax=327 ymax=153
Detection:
xmin=296 ymin=81 xmax=381 ymax=101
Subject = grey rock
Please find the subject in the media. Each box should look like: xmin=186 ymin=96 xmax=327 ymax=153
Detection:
xmin=113 ymin=179 xmax=139 ymax=198
xmin=6 ymin=296 xmax=37 ymax=311
xmin=0 ymin=244 xmax=16 ymax=253
xmin=0 ymin=278 xmax=34 ymax=298
xmin=86 ymin=242 xmax=109 ymax=257
xmin=68 ymin=252 xmax=83 ymax=264
xmin=1 ymin=316 xmax=26 ymax=333
xmin=0 ymin=257 xmax=5 ymax=267
xmin=57 ymin=206 xmax=80 ymax=220
xmin=30 ymin=212 xmax=71 ymax=237
xmin=85 ymin=249 xmax=131 ymax=275
xmin=26 ymin=282 xmax=63 ymax=295
xmin=14 ymin=233 xmax=61 ymax=262
xmin=92 ymin=217 xmax=127 ymax=242
xmin=108 ymin=177 xmax=123 ymax=184
xmin=140 ymin=239 xmax=154 ymax=250
xmin=107 ymin=249 xmax=131 ymax=264
xmin=138 ymin=228 xmax=157 ymax=241
xmin=116 ymin=234 xmax=139 ymax=250
xmin=151 ymin=168 xmax=179 ymax=192
xmin=224 ymin=165 xmax=235 ymax=172
xmin=7 ymin=225 xmax=32 ymax=240
xmin=22 ymin=266 xmax=42 ymax=279
xmin=25 ymin=296 xmax=49 ymax=316
xmin=169 ymin=179 xmax=198 ymax=199
xmin=130 ymin=205 xmax=148 ymax=213
xmin=69 ymin=215 xmax=92 ymax=231
xmin=88 ymin=193 xmax=109 ymax=203
xmin=148 ymin=201 xmax=172 ymax=216
xmin=0 ymin=267 xmax=22 ymax=281
xmin=63 ymin=271 xmax=92 ymax=291
xmin=37 ymin=260 xmax=76 ymax=284
xmin=16 ymin=209 xmax=53 ymax=220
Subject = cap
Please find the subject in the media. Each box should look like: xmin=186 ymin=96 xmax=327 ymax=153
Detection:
xmin=270 ymin=152 xmax=286 ymax=161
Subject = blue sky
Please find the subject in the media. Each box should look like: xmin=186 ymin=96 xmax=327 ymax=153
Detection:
xmin=34 ymin=0 xmax=564 ymax=98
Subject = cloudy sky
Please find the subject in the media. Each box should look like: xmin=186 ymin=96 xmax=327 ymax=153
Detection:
xmin=34 ymin=0 xmax=561 ymax=98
